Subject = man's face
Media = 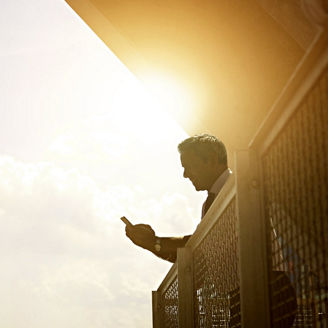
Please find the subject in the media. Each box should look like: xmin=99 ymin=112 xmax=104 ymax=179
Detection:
xmin=180 ymin=150 xmax=215 ymax=191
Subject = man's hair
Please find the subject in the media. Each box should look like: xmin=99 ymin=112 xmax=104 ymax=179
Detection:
xmin=178 ymin=134 xmax=227 ymax=165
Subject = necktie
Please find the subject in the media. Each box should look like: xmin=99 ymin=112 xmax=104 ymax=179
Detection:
xmin=203 ymin=192 xmax=216 ymax=216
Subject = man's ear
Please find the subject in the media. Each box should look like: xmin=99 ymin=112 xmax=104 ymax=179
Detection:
xmin=205 ymin=153 xmax=218 ymax=166
xmin=200 ymin=154 xmax=212 ymax=164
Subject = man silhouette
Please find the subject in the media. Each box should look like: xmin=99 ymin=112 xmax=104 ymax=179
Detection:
xmin=123 ymin=134 xmax=231 ymax=262
xmin=122 ymin=133 xmax=297 ymax=327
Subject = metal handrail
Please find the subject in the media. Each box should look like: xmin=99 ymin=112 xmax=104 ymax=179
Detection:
xmin=157 ymin=262 xmax=178 ymax=298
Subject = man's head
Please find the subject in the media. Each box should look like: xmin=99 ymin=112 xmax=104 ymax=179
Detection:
xmin=178 ymin=134 xmax=227 ymax=191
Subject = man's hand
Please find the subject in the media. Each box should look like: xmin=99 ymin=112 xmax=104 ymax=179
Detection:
xmin=125 ymin=223 xmax=156 ymax=250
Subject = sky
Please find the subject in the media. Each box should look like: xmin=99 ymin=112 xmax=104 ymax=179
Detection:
xmin=0 ymin=0 xmax=206 ymax=327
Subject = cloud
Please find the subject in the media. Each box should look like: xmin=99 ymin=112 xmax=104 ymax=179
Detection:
xmin=0 ymin=155 xmax=202 ymax=328
xmin=0 ymin=1 xmax=207 ymax=326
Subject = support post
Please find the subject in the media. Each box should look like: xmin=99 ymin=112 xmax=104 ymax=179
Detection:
xmin=235 ymin=149 xmax=270 ymax=327
xmin=152 ymin=290 xmax=160 ymax=328
xmin=177 ymin=247 xmax=194 ymax=328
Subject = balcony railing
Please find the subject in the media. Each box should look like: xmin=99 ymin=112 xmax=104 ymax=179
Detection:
xmin=153 ymin=26 xmax=328 ymax=328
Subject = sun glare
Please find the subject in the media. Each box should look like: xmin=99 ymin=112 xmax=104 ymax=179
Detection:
xmin=93 ymin=70 xmax=191 ymax=142
xmin=140 ymin=73 xmax=193 ymax=122
xmin=48 ymin=69 xmax=189 ymax=166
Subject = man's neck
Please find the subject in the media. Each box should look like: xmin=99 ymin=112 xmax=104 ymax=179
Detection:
xmin=206 ymin=166 xmax=227 ymax=192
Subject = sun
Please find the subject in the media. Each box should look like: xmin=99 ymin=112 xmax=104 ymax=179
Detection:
xmin=95 ymin=70 xmax=192 ymax=141
xmin=140 ymin=73 xmax=192 ymax=122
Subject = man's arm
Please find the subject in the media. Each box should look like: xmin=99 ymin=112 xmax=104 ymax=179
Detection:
xmin=150 ymin=235 xmax=191 ymax=263
xmin=123 ymin=218 xmax=191 ymax=263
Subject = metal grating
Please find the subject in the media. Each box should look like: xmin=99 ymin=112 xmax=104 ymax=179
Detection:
xmin=193 ymin=198 xmax=241 ymax=327
xmin=160 ymin=276 xmax=179 ymax=328
xmin=262 ymin=69 xmax=328 ymax=327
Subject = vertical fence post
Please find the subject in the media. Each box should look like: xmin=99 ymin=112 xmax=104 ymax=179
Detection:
xmin=177 ymin=247 xmax=194 ymax=328
xmin=152 ymin=290 xmax=160 ymax=328
xmin=235 ymin=149 xmax=270 ymax=327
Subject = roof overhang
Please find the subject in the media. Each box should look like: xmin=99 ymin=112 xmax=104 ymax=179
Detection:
xmin=65 ymin=0 xmax=319 ymax=150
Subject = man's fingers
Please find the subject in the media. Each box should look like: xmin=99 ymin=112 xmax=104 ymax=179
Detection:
xmin=124 ymin=222 xmax=156 ymax=250
xmin=125 ymin=224 xmax=154 ymax=235
xmin=134 ymin=224 xmax=154 ymax=233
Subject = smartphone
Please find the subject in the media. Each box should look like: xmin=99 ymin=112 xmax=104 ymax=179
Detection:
xmin=120 ymin=216 xmax=133 ymax=227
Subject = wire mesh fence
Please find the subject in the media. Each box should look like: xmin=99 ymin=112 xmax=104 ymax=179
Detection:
xmin=262 ymin=69 xmax=328 ymax=327
xmin=193 ymin=198 xmax=241 ymax=328
xmin=159 ymin=276 xmax=179 ymax=328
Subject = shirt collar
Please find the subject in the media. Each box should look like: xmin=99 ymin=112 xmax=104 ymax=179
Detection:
xmin=208 ymin=168 xmax=232 ymax=197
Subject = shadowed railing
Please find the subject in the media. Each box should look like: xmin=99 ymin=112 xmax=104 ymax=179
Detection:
xmin=153 ymin=262 xmax=179 ymax=327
